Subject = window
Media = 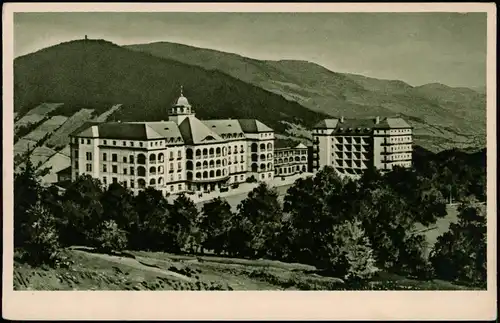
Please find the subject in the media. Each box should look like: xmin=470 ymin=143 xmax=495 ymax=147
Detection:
xmin=103 ymin=164 xmax=107 ymax=172
xmin=178 ymin=184 xmax=182 ymax=190
xmin=241 ymin=175 xmax=244 ymax=180
xmin=130 ymin=167 xmax=134 ymax=175
xmin=170 ymin=185 xmax=174 ymax=192
xmin=113 ymin=141 xmax=116 ymax=146
xmin=123 ymin=181 xmax=127 ymax=188
xmin=130 ymin=142 xmax=134 ymax=147
xmin=130 ymin=179 xmax=135 ymax=188
xmin=124 ymin=168 xmax=127 ymax=175
xmin=140 ymin=142 xmax=143 ymax=147
xmin=74 ymin=150 xmax=79 ymax=158
xmin=112 ymin=154 xmax=117 ymax=162
xmin=169 ymin=152 xmax=174 ymax=160
xmin=86 ymin=152 xmax=92 ymax=161
xmin=103 ymin=177 xmax=107 ymax=185
xmin=86 ymin=163 xmax=92 ymax=172
xmin=178 ymin=151 xmax=182 ymax=159
xmin=87 ymin=139 xmax=91 ymax=144
xmin=123 ymin=156 xmax=127 ymax=163
xmin=129 ymin=155 xmax=134 ymax=164
xmin=75 ymin=161 xmax=79 ymax=169
xmin=102 ymin=153 xmax=107 ymax=161
xmin=112 ymin=177 xmax=118 ymax=184
xmin=178 ymin=162 xmax=182 ymax=169
xmin=81 ymin=139 xmax=84 ymax=144
xmin=112 ymin=165 xmax=118 ymax=173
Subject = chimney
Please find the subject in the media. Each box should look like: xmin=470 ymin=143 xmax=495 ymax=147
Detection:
xmin=375 ymin=116 xmax=380 ymax=124
xmin=340 ymin=116 xmax=344 ymax=123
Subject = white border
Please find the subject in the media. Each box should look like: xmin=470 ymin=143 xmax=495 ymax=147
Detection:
xmin=2 ymin=3 xmax=497 ymax=320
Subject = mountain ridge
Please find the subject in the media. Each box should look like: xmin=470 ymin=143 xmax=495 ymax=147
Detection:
xmin=13 ymin=39 xmax=486 ymax=152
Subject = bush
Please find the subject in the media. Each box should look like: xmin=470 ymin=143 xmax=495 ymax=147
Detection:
xmin=21 ymin=202 xmax=61 ymax=266
xmin=93 ymin=220 xmax=128 ymax=253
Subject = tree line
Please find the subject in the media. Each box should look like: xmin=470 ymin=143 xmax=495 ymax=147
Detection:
xmin=14 ymin=148 xmax=487 ymax=288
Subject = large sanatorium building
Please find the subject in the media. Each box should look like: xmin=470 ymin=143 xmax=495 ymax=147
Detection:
xmin=68 ymin=89 xmax=412 ymax=195
xmin=69 ymin=89 xmax=275 ymax=196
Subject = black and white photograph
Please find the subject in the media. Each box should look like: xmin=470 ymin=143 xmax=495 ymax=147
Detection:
xmin=2 ymin=2 xmax=497 ymax=321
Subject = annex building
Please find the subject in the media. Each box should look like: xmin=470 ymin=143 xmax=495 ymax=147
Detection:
xmin=311 ymin=116 xmax=413 ymax=178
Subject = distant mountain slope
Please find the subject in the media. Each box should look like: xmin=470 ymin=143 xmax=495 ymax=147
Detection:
xmin=126 ymin=41 xmax=486 ymax=152
xmin=14 ymin=39 xmax=326 ymax=136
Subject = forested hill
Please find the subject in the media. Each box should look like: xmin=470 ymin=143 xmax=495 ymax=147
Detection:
xmin=14 ymin=39 xmax=327 ymax=134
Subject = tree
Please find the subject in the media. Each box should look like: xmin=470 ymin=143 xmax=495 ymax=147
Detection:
xmin=100 ymin=183 xmax=138 ymax=242
xmin=283 ymin=167 xmax=346 ymax=265
xmin=237 ymin=183 xmax=283 ymax=258
xmin=199 ymin=197 xmax=233 ymax=255
xmin=430 ymin=197 xmax=486 ymax=286
xmin=21 ymin=202 xmax=61 ymax=266
xmin=56 ymin=175 xmax=104 ymax=246
xmin=93 ymin=220 xmax=128 ymax=254
xmin=14 ymin=155 xmax=43 ymax=247
xmin=168 ymin=194 xmax=199 ymax=253
xmin=133 ymin=187 xmax=171 ymax=251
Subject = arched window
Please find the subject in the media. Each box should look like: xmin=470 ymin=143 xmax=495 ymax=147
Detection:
xmin=158 ymin=177 xmax=164 ymax=185
xmin=295 ymin=156 xmax=300 ymax=162
xmin=251 ymin=154 xmax=258 ymax=162
xmin=223 ymin=169 xmax=226 ymax=176
xmin=267 ymin=143 xmax=272 ymax=150
xmin=137 ymin=166 xmax=146 ymax=177
xmin=216 ymin=147 xmax=221 ymax=155
xmin=138 ymin=179 xmax=146 ymax=188
xmin=149 ymin=154 xmax=156 ymax=163
xmin=158 ymin=153 xmax=164 ymax=162
xmin=223 ymin=159 xmax=227 ymax=166
xmin=196 ymin=161 xmax=201 ymax=169
xmin=203 ymin=171 xmax=208 ymax=179
xmin=196 ymin=149 xmax=201 ymax=157
xmin=216 ymin=170 xmax=221 ymax=177
xmin=267 ymin=153 xmax=272 ymax=160
xmin=284 ymin=157 xmax=288 ymax=163
xmin=196 ymin=172 xmax=201 ymax=179
xmin=186 ymin=148 xmax=193 ymax=159
xmin=260 ymin=163 xmax=266 ymax=170
xmin=222 ymin=147 xmax=226 ymax=156
xmin=209 ymin=170 xmax=214 ymax=177
xmin=158 ymin=166 xmax=164 ymax=174
xmin=186 ymin=161 xmax=193 ymax=170
xmin=267 ymin=163 xmax=272 ymax=170
xmin=251 ymin=143 xmax=258 ymax=153
xmin=260 ymin=154 xmax=266 ymax=160
xmin=278 ymin=158 xmax=283 ymax=163
xmin=187 ymin=172 xmax=193 ymax=181
xmin=209 ymin=160 xmax=215 ymax=168
xmin=260 ymin=143 xmax=265 ymax=151
xmin=149 ymin=166 xmax=156 ymax=175
xmin=209 ymin=148 xmax=214 ymax=155
xmin=137 ymin=154 xmax=146 ymax=165
xmin=203 ymin=148 xmax=208 ymax=157
xmin=216 ymin=159 xmax=221 ymax=167
xmin=150 ymin=178 xmax=156 ymax=185
xmin=301 ymin=156 xmax=307 ymax=161
xmin=129 ymin=155 xmax=135 ymax=164
xmin=203 ymin=161 xmax=208 ymax=169
xmin=251 ymin=163 xmax=258 ymax=172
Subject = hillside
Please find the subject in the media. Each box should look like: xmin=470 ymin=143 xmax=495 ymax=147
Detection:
xmin=14 ymin=39 xmax=327 ymax=135
xmin=14 ymin=248 xmax=470 ymax=291
xmin=126 ymin=42 xmax=486 ymax=152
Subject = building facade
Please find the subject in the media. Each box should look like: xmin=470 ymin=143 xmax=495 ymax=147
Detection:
xmin=274 ymin=143 xmax=308 ymax=177
xmin=69 ymin=90 xmax=274 ymax=196
xmin=311 ymin=116 xmax=412 ymax=178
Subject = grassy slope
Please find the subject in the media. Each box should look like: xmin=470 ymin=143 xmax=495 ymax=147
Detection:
xmin=14 ymin=39 xmax=327 ymax=135
xmin=14 ymin=248 xmax=472 ymax=291
xmin=126 ymin=42 xmax=486 ymax=152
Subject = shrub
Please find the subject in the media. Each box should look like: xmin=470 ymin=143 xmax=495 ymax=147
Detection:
xmin=22 ymin=202 xmax=61 ymax=266
xmin=93 ymin=220 xmax=128 ymax=253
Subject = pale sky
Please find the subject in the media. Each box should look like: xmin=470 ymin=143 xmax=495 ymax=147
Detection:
xmin=14 ymin=12 xmax=487 ymax=88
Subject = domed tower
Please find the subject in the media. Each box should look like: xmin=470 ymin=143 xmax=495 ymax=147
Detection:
xmin=169 ymin=86 xmax=195 ymax=124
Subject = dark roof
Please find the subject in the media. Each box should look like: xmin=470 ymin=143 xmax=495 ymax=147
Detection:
xmin=56 ymin=166 xmax=72 ymax=175
xmin=97 ymin=123 xmax=163 ymax=140
xmin=314 ymin=117 xmax=411 ymax=130
xmin=237 ymin=119 xmax=273 ymax=133
xmin=178 ymin=117 xmax=224 ymax=145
